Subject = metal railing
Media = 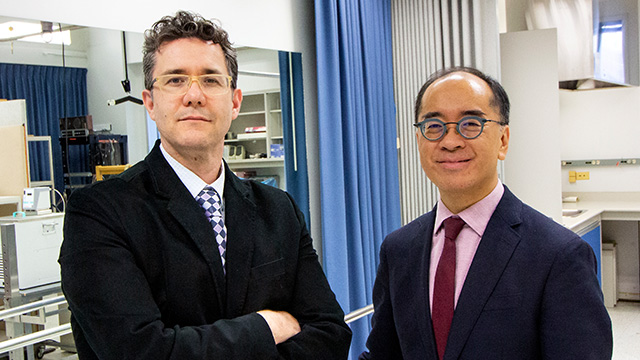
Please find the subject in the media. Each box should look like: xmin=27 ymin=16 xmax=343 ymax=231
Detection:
xmin=344 ymin=304 xmax=374 ymax=324
xmin=0 ymin=295 xmax=72 ymax=355
xmin=0 ymin=297 xmax=375 ymax=354
xmin=0 ymin=295 xmax=67 ymax=321
xmin=0 ymin=324 xmax=72 ymax=354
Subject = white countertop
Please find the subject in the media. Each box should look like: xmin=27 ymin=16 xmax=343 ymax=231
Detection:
xmin=0 ymin=195 xmax=21 ymax=205
xmin=0 ymin=195 xmax=22 ymax=212
xmin=0 ymin=212 xmax=63 ymax=223
xmin=562 ymin=193 xmax=640 ymax=231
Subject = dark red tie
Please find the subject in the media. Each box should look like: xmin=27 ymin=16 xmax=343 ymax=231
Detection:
xmin=432 ymin=216 xmax=465 ymax=360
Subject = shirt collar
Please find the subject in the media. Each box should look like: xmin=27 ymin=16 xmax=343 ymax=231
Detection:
xmin=434 ymin=179 xmax=505 ymax=237
xmin=160 ymin=143 xmax=225 ymax=200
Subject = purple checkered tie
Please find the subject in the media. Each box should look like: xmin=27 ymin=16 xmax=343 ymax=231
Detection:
xmin=195 ymin=186 xmax=227 ymax=273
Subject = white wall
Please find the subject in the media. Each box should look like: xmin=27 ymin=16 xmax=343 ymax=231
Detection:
xmin=502 ymin=0 xmax=529 ymax=32
xmin=83 ymin=28 xmax=148 ymax=163
xmin=1 ymin=0 xmax=307 ymax=53
xmin=559 ymin=0 xmax=640 ymax=194
xmin=502 ymin=0 xmax=640 ymax=199
xmin=560 ymin=87 xmax=640 ymax=192
xmin=0 ymin=15 xmax=88 ymax=68
xmin=501 ymin=29 xmax=563 ymax=222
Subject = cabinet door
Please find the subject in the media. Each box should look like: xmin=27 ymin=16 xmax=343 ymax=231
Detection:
xmin=14 ymin=215 xmax=64 ymax=289
xmin=0 ymin=125 xmax=29 ymax=196
xmin=581 ymin=225 xmax=602 ymax=285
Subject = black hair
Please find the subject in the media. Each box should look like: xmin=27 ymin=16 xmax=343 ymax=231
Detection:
xmin=414 ymin=66 xmax=510 ymax=125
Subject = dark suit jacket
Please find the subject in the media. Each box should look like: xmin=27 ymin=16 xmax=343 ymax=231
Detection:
xmin=59 ymin=142 xmax=351 ymax=359
xmin=360 ymin=187 xmax=612 ymax=359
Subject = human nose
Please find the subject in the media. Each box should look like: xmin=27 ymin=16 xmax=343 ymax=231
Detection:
xmin=439 ymin=123 xmax=464 ymax=149
xmin=183 ymin=77 xmax=207 ymax=105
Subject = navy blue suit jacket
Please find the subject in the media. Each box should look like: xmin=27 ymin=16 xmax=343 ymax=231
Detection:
xmin=361 ymin=187 xmax=612 ymax=359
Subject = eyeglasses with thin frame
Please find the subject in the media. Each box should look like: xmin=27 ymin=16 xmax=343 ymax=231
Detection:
xmin=413 ymin=116 xmax=505 ymax=141
xmin=150 ymin=74 xmax=232 ymax=96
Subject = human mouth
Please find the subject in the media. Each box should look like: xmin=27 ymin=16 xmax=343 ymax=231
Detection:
xmin=436 ymin=158 xmax=471 ymax=170
xmin=179 ymin=115 xmax=210 ymax=122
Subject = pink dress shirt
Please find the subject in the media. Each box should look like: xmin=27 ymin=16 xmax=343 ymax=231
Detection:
xmin=429 ymin=180 xmax=505 ymax=313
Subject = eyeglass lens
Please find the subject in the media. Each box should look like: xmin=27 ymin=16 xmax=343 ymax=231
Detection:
xmin=155 ymin=75 xmax=230 ymax=95
xmin=422 ymin=118 xmax=483 ymax=140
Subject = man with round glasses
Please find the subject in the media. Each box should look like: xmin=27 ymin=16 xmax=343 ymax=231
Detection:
xmin=60 ymin=10 xmax=351 ymax=359
xmin=360 ymin=67 xmax=612 ymax=359
xmin=414 ymin=116 xmax=504 ymax=141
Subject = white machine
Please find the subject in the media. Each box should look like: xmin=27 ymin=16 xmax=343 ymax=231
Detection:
xmin=22 ymin=187 xmax=52 ymax=215
xmin=0 ymin=213 xmax=64 ymax=290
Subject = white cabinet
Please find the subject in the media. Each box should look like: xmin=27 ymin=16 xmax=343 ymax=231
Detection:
xmin=0 ymin=213 xmax=64 ymax=291
xmin=602 ymin=218 xmax=640 ymax=301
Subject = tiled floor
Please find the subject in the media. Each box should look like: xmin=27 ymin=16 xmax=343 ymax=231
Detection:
xmin=609 ymin=300 xmax=640 ymax=359
xmin=36 ymin=301 xmax=640 ymax=359
xmin=41 ymin=349 xmax=77 ymax=359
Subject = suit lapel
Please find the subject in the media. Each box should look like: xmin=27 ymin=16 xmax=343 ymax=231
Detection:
xmin=221 ymin=166 xmax=256 ymax=317
xmin=145 ymin=142 xmax=227 ymax=315
xmin=444 ymin=188 xmax=523 ymax=359
xmin=166 ymin=193 xmax=228 ymax=311
xmin=412 ymin=211 xmax=440 ymax=358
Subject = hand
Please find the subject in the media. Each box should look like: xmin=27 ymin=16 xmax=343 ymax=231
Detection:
xmin=257 ymin=310 xmax=301 ymax=344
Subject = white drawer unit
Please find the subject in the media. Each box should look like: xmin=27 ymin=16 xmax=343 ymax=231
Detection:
xmin=0 ymin=213 xmax=64 ymax=292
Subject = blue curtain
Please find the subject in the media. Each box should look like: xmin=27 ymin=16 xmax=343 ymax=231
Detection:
xmin=315 ymin=0 xmax=401 ymax=357
xmin=0 ymin=63 xmax=88 ymax=193
xmin=279 ymin=51 xmax=311 ymax=228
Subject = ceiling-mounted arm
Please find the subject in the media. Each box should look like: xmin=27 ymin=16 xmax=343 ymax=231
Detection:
xmin=107 ymin=96 xmax=143 ymax=106
xmin=121 ymin=31 xmax=131 ymax=93
xmin=108 ymin=31 xmax=143 ymax=106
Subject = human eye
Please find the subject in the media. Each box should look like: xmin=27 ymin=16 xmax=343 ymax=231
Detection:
xmin=163 ymin=75 xmax=188 ymax=86
xmin=460 ymin=118 xmax=482 ymax=129
xmin=424 ymin=121 xmax=443 ymax=133
xmin=201 ymin=75 xmax=225 ymax=87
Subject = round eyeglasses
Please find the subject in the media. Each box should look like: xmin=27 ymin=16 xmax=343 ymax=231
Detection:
xmin=413 ymin=116 xmax=504 ymax=141
xmin=151 ymin=74 xmax=232 ymax=96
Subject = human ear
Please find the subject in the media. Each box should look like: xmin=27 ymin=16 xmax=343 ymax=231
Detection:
xmin=498 ymin=125 xmax=510 ymax=160
xmin=142 ymin=89 xmax=156 ymax=120
xmin=231 ymin=88 xmax=243 ymax=120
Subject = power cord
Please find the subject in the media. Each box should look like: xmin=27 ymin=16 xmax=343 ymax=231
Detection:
xmin=52 ymin=188 xmax=66 ymax=213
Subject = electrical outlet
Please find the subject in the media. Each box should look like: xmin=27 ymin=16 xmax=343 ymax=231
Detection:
xmin=577 ymin=171 xmax=590 ymax=180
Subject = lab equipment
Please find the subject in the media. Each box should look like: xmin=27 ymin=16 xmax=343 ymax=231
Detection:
xmin=22 ymin=187 xmax=52 ymax=215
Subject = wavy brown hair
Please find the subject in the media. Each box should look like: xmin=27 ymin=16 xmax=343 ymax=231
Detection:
xmin=142 ymin=10 xmax=238 ymax=91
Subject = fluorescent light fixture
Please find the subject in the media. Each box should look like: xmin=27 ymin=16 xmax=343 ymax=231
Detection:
xmin=0 ymin=20 xmax=71 ymax=45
